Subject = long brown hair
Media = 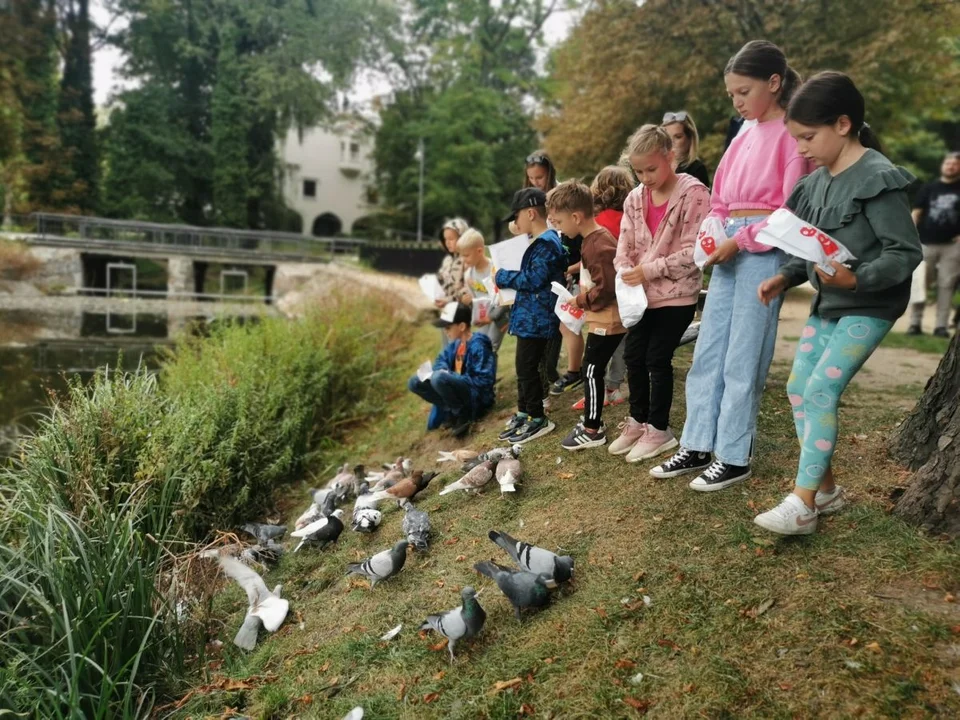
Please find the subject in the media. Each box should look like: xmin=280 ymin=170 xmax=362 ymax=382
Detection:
xmin=725 ymin=40 xmax=801 ymax=109
xmin=787 ymin=71 xmax=883 ymax=154
xmin=523 ymin=151 xmax=558 ymax=190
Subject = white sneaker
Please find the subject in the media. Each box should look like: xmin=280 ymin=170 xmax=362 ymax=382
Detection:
xmin=815 ymin=485 xmax=846 ymax=515
xmin=542 ymin=396 xmax=552 ymax=411
xmin=626 ymin=425 xmax=678 ymax=463
xmin=754 ymin=495 xmax=818 ymax=535
xmin=608 ymin=418 xmax=646 ymax=455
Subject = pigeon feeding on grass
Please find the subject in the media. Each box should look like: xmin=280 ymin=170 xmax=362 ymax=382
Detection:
xmin=420 ymin=586 xmax=486 ymax=663
xmin=460 ymin=444 xmax=521 ymax=472
xmin=439 ymin=461 xmax=494 ymax=496
xmin=436 ymin=448 xmax=480 ymax=464
xmin=366 ymin=470 xmax=436 ymax=505
xmin=473 ymin=560 xmax=557 ymax=621
xmin=495 ymin=455 xmax=522 ymax=494
xmin=346 ymin=540 xmax=409 ymax=589
xmin=289 ymin=509 xmax=344 ymax=552
xmin=240 ymin=541 xmax=284 ymax=568
xmin=352 ymin=507 xmax=383 ymax=533
xmin=487 ymin=530 xmax=574 ymax=583
xmin=401 ymin=500 xmax=431 ymax=550
xmin=215 ymin=555 xmax=289 ymax=650
xmin=294 ymin=502 xmax=322 ymax=530
xmin=241 ymin=522 xmax=287 ymax=546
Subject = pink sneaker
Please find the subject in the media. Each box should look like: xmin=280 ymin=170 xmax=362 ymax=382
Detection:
xmin=626 ymin=426 xmax=678 ymax=463
xmin=608 ymin=418 xmax=647 ymax=456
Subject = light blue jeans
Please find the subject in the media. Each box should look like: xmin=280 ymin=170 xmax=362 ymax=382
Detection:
xmin=680 ymin=216 xmax=785 ymax=466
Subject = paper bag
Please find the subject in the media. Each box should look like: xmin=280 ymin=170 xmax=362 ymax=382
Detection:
xmin=910 ymin=260 xmax=927 ymax=305
xmin=550 ymin=281 xmax=585 ymax=334
xmin=694 ymin=216 xmax=727 ymax=269
xmin=615 ymin=271 xmax=649 ymax=328
xmin=472 ymin=296 xmax=492 ymax=324
xmin=418 ymin=273 xmax=445 ymax=301
xmin=756 ymin=209 xmax=856 ymax=275
xmin=416 ymin=360 xmax=433 ymax=382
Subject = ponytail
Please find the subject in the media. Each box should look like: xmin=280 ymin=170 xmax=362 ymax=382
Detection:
xmin=725 ymin=40 xmax=801 ymax=109
xmin=779 ymin=65 xmax=802 ymax=108
xmin=857 ymin=123 xmax=884 ymax=154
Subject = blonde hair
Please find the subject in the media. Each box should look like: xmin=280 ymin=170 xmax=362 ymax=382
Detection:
xmin=591 ymin=166 xmax=634 ymax=213
xmin=619 ymin=124 xmax=673 ymax=166
xmin=661 ymin=112 xmax=701 ymax=167
xmin=456 ymin=228 xmax=485 ymax=252
xmin=546 ymin=180 xmax=594 ymax=217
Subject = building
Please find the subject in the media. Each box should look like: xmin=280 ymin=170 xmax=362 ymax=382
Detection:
xmin=279 ymin=115 xmax=375 ymax=237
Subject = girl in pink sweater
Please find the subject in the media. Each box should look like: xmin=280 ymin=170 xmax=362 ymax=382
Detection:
xmin=650 ymin=40 xmax=808 ymax=492
xmin=609 ymin=125 xmax=710 ymax=463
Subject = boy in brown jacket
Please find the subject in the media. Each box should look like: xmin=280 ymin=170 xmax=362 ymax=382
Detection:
xmin=547 ymin=181 xmax=626 ymax=451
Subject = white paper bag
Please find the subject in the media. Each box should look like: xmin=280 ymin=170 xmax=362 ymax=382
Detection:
xmin=472 ymin=296 xmax=492 ymax=324
xmin=489 ymin=234 xmax=529 ymax=307
xmin=416 ymin=360 xmax=433 ymax=382
xmin=910 ymin=260 xmax=927 ymax=305
xmin=756 ymin=209 xmax=856 ymax=275
xmin=550 ymin=281 xmax=585 ymax=334
xmin=418 ymin=273 xmax=445 ymax=301
xmin=694 ymin=216 xmax=726 ymax=269
xmin=615 ymin=271 xmax=649 ymax=328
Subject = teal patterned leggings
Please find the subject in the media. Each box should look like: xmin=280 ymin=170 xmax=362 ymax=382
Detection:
xmin=787 ymin=315 xmax=893 ymax=491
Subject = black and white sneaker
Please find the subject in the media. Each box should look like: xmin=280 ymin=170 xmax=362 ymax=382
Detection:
xmin=649 ymin=448 xmax=712 ymax=479
xmin=550 ymin=371 xmax=583 ymax=396
xmin=510 ymin=417 xmax=556 ymax=445
xmin=560 ymin=422 xmax=606 ymax=451
xmin=499 ymin=413 xmax=527 ymax=440
xmin=688 ymin=460 xmax=751 ymax=492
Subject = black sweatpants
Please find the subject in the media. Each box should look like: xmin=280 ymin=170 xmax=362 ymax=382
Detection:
xmin=539 ymin=333 xmax=562 ymax=395
xmin=516 ymin=336 xmax=551 ymax=418
xmin=623 ymin=304 xmax=697 ymax=431
xmin=582 ymin=332 xmax=625 ymax=429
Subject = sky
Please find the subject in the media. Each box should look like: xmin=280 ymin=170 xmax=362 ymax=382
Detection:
xmin=90 ymin=0 xmax=580 ymax=108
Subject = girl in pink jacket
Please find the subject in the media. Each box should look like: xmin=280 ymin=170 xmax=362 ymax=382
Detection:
xmin=609 ymin=124 xmax=710 ymax=463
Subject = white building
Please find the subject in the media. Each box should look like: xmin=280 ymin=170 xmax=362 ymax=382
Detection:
xmin=279 ymin=115 xmax=375 ymax=237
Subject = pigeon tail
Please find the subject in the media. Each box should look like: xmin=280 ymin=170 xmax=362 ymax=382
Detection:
xmin=233 ymin=614 xmax=262 ymax=651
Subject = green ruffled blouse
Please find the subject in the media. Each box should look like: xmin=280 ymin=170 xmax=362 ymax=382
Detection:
xmin=780 ymin=149 xmax=923 ymax=322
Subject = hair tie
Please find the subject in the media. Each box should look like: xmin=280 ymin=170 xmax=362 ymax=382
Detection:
xmin=859 ymin=121 xmax=870 ymax=135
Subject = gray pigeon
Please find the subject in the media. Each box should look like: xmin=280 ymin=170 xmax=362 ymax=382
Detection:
xmin=488 ymin=530 xmax=574 ymax=583
xmin=401 ymin=500 xmax=431 ymax=550
xmin=241 ymin=522 xmax=287 ymax=546
xmin=351 ymin=506 xmax=383 ymax=533
xmin=439 ymin=461 xmax=494 ymax=496
xmin=289 ymin=509 xmax=344 ymax=552
xmin=346 ymin=540 xmax=409 ymax=588
xmin=320 ymin=488 xmax=338 ymax=517
xmin=241 ymin=541 xmax=284 ymax=567
xmin=420 ymin=586 xmax=486 ymax=663
xmin=495 ymin=456 xmax=522 ymax=494
xmin=461 ymin=444 xmax=522 ymax=472
xmin=474 ymin=560 xmax=557 ymax=621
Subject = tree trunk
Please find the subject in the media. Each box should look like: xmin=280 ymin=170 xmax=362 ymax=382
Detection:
xmin=891 ymin=333 xmax=960 ymax=536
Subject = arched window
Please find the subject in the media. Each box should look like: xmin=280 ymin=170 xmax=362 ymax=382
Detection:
xmin=311 ymin=212 xmax=342 ymax=237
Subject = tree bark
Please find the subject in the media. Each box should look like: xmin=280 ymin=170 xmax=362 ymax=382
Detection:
xmin=891 ymin=333 xmax=960 ymax=536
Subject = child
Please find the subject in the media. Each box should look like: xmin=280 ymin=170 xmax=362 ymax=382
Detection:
xmin=753 ymin=72 xmax=921 ymax=534
xmin=436 ymin=218 xmax=469 ymax=348
xmin=495 ymin=188 xmax=567 ymax=444
xmin=407 ymin=302 xmax=497 ymax=437
xmin=610 ymin=126 xmax=709 ymax=462
xmin=546 ymin=180 xmax=626 ymax=451
xmin=457 ymin=228 xmax=509 ymax=352
xmin=651 ymin=40 xmax=808 ymax=492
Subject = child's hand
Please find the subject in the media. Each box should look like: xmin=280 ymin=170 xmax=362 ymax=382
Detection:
xmin=568 ymin=294 xmax=581 ymax=308
xmin=757 ymin=275 xmax=789 ymax=306
xmin=816 ymin=262 xmax=857 ymax=289
xmin=704 ymin=238 xmax=740 ymax=267
xmin=434 ymin=298 xmax=447 ymax=308
xmin=461 ymin=292 xmax=473 ymax=306
xmin=621 ymin=265 xmax=646 ymax=286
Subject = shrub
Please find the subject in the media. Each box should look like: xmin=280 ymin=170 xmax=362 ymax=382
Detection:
xmin=0 ymin=239 xmax=41 ymax=280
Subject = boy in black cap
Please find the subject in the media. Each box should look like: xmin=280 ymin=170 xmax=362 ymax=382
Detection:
xmin=494 ymin=188 xmax=568 ymax=444
xmin=408 ymin=301 xmax=497 ymax=437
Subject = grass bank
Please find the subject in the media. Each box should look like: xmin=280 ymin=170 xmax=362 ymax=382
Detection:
xmin=171 ymin=328 xmax=960 ymax=719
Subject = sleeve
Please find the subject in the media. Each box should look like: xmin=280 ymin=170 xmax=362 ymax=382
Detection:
xmin=577 ymin=238 xmax=618 ymax=310
xmin=733 ymin=154 xmax=809 ymax=253
xmin=641 ymin=186 xmax=708 ymax=281
xmin=463 ymin=340 xmax=497 ymax=393
xmin=705 ymin=150 xmax=732 ymax=224
xmin=614 ymin=190 xmax=640 ymax=272
xmin=779 ymin=255 xmax=810 ymax=288
xmin=495 ymin=243 xmax=554 ymax=292
xmin=912 ymin=183 xmax=929 ymax=211
xmin=855 ymin=190 xmax=924 ymax=293
xmin=433 ymin=342 xmax=454 ymax=372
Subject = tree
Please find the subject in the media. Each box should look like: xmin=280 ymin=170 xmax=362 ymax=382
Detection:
xmin=891 ymin=335 xmax=960 ymax=537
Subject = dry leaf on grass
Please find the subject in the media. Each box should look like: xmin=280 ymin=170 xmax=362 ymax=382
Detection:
xmin=443 ymin=537 xmax=460 ymax=546
xmin=657 ymin=638 xmax=681 ymax=652
xmin=423 ymin=692 xmax=440 ymax=703
xmin=614 ymin=659 xmax=636 ymax=670
xmin=778 ymin=682 xmax=792 ymax=691
xmin=429 ymin=639 xmax=449 ymax=652
xmin=594 ymin=607 xmax=609 ymax=620
xmin=434 ymin=670 xmax=446 ymax=680
xmin=519 ymin=703 xmax=536 ymax=716
xmin=865 ymin=641 xmax=882 ymax=653
xmin=623 ymin=696 xmax=651 ymax=712
xmin=455 ymin=554 xmax=467 ymax=561
xmin=397 ymin=683 xmax=406 ymax=701
xmin=491 ymin=677 xmax=523 ymax=693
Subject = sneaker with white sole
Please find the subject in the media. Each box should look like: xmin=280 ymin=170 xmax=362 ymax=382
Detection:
xmin=571 ymin=387 xmax=626 ymax=411
xmin=510 ymin=417 xmax=555 ymax=445
xmin=814 ymin=485 xmax=846 ymax=515
xmin=688 ymin=460 xmax=751 ymax=492
xmin=649 ymin=447 xmax=712 ymax=479
xmin=499 ymin=413 xmax=527 ymax=440
xmin=626 ymin=426 xmax=678 ymax=463
xmin=560 ymin=422 xmax=606 ymax=451
xmin=608 ymin=418 xmax=646 ymax=455
xmin=754 ymin=494 xmax=818 ymax=535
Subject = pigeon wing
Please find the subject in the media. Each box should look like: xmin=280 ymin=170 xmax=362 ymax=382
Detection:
xmin=290 ymin=516 xmax=330 ymax=538
xmin=219 ymin=556 xmax=271 ymax=609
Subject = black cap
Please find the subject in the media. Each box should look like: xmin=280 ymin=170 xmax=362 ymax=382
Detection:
xmin=502 ymin=187 xmax=547 ymax=223
xmin=433 ymin=302 xmax=473 ymax=328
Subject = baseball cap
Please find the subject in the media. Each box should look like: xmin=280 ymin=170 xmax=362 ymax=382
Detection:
xmin=433 ymin=302 xmax=473 ymax=328
xmin=502 ymin=188 xmax=547 ymax=224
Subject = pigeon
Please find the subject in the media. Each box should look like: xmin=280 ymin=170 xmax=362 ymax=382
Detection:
xmin=215 ymin=555 xmax=289 ymax=649
xmin=401 ymin=500 xmax=431 ymax=550
xmin=473 ymin=560 xmax=557 ymax=621
xmin=289 ymin=509 xmax=344 ymax=552
xmin=342 ymin=708 xmax=363 ymax=720
xmin=420 ymin=586 xmax=487 ymax=663
xmin=487 ymin=530 xmax=574 ymax=584
xmin=311 ymin=487 xmax=335 ymax=507
xmin=461 ymin=444 xmax=522 ymax=472
xmin=437 ymin=448 xmax=480 ymax=464
xmin=331 ymin=465 xmax=363 ymax=503
xmin=346 ymin=540 xmax=409 ymax=588
xmin=294 ymin=502 xmax=322 ymax=530
xmin=495 ymin=456 xmax=522 ymax=494
xmin=325 ymin=463 xmax=352 ymax=488
xmin=319 ymin=489 xmax=338 ymax=517
xmin=439 ymin=461 xmax=494 ymax=496
xmin=241 ymin=541 xmax=284 ymax=567
xmin=371 ymin=468 xmax=402 ymax=493
xmin=354 ymin=490 xmax=382 ymax=510
xmin=352 ymin=507 xmax=383 ymax=533
xmin=366 ymin=470 xmax=436 ymax=505
xmin=241 ymin=522 xmax=287 ymax=546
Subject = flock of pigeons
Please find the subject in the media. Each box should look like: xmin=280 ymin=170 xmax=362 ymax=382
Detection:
xmin=204 ymin=443 xmax=576 ymax=674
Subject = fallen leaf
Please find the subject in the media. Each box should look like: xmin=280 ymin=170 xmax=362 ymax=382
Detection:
xmin=623 ymin=696 xmax=650 ymax=712
xmin=615 ymin=659 xmax=636 ymax=670
xmin=443 ymin=537 xmax=460 ymax=546
xmin=429 ymin=639 xmax=449 ymax=652
xmin=319 ymin=660 xmax=331 ymax=673
xmin=519 ymin=703 xmax=536 ymax=716
xmin=946 ymin=593 xmax=957 ymax=603
xmin=865 ymin=641 xmax=882 ymax=653
xmin=492 ymin=677 xmax=523 ymax=693
xmin=747 ymin=500 xmax=758 ymax=511
xmin=435 ymin=580 xmax=445 ymax=588
xmin=221 ymin=679 xmax=254 ymax=691
xmin=594 ymin=607 xmax=609 ymax=620
xmin=657 ymin=638 xmax=681 ymax=652
xmin=397 ymin=683 xmax=407 ymax=701
xmin=455 ymin=554 xmax=467 ymax=562
xmin=755 ymin=548 xmax=765 ymax=557
xmin=434 ymin=671 xmax=446 ymax=680
xmin=557 ymin=471 xmax=574 ymax=479
xmin=683 ymin=683 xmax=695 ymax=693
xmin=951 ymin=625 xmax=960 ymax=635
xmin=751 ymin=536 xmax=775 ymax=547
xmin=712 ymin=523 xmax=723 ymax=529
xmin=543 ymin=657 xmax=555 ymax=664
xmin=749 ymin=598 xmax=776 ymax=618
xmin=423 ymin=692 xmax=440 ymax=703
xmin=778 ymin=682 xmax=792 ymax=691
xmin=633 ymin=571 xmax=646 ymax=582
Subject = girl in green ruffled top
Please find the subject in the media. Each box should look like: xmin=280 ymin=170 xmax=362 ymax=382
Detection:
xmin=754 ymin=71 xmax=922 ymax=536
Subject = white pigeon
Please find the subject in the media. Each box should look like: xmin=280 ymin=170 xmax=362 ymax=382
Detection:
xmin=352 ymin=507 xmax=382 ymax=533
xmin=496 ymin=456 xmax=522 ymax=494
xmin=294 ymin=502 xmax=322 ymax=530
xmin=342 ymin=708 xmax=364 ymax=720
xmin=216 ymin=555 xmax=289 ymax=649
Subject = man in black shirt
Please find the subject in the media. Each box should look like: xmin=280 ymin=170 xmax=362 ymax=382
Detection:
xmin=908 ymin=151 xmax=960 ymax=337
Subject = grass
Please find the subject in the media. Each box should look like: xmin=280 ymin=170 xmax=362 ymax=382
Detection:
xmin=0 ymin=239 xmax=41 ymax=280
xmin=881 ymin=330 xmax=952 ymax=355
xmin=169 ymin=327 xmax=960 ymax=719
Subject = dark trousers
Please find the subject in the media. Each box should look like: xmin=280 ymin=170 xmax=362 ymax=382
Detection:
xmin=516 ymin=336 xmax=551 ymax=418
xmin=408 ymin=371 xmax=475 ymax=420
xmin=582 ymin=332 xmax=625 ymax=429
xmin=539 ymin=333 xmax=562 ymax=394
xmin=624 ymin=304 xmax=697 ymax=431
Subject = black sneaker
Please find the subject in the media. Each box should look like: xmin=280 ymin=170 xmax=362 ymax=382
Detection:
xmin=649 ymin=447 xmax=712 ymax=479
xmin=549 ymin=371 xmax=583 ymax=396
xmin=933 ymin=326 xmax=950 ymax=338
xmin=688 ymin=460 xmax=751 ymax=492
xmin=906 ymin=325 xmax=923 ymax=336
xmin=560 ymin=422 xmax=606 ymax=451
xmin=510 ymin=417 xmax=556 ymax=445
xmin=499 ymin=414 xmax=526 ymax=440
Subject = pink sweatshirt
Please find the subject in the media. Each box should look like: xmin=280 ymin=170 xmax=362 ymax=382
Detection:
xmin=614 ymin=173 xmax=710 ymax=309
xmin=709 ymin=118 xmax=808 ymax=253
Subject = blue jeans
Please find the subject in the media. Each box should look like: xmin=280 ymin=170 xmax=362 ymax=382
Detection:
xmin=680 ymin=216 xmax=785 ymax=466
xmin=408 ymin=371 xmax=475 ymax=427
